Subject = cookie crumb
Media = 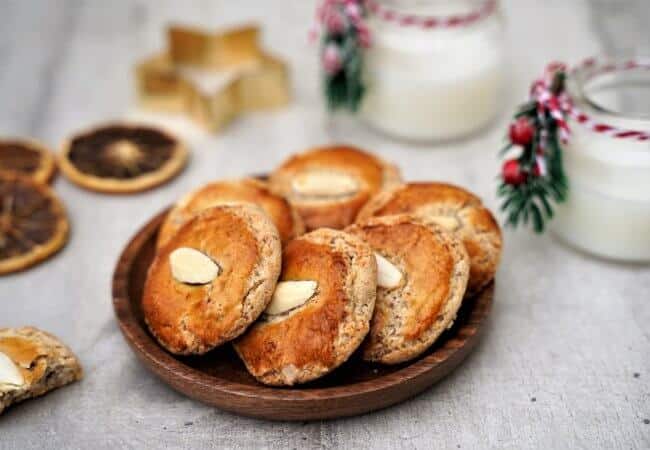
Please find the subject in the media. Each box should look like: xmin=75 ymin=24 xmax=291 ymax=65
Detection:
xmin=531 ymin=397 xmax=536 ymax=402
xmin=633 ymin=372 xmax=640 ymax=378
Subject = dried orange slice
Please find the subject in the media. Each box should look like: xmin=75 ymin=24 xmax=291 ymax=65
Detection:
xmin=58 ymin=123 xmax=187 ymax=193
xmin=0 ymin=172 xmax=69 ymax=275
xmin=0 ymin=139 xmax=56 ymax=184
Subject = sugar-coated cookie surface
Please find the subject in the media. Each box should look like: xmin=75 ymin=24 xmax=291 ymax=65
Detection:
xmin=143 ymin=204 xmax=281 ymax=355
xmin=233 ymin=228 xmax=377 ymax=386
xmin=347 ymin=215 xmax=470 ymax=364
xmin=0 ymin=327 xmax=82 ymax=415
xmin=157 ymin=178 xmax=304 ymax=248
xmin=269 ymin=145 xmax=401 ymax=231
xmin=357 ymin=182 xmax=502 ymax=296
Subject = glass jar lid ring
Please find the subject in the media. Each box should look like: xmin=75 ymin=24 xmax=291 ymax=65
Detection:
xmin=364 ymin=0 xmax=497 ymax=28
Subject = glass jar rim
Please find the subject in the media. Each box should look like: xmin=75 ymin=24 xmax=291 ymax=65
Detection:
xmin=567 ymin=52 xmax=650 ymax=122
xmin=365 ymin=0 xmax=498 ymax=28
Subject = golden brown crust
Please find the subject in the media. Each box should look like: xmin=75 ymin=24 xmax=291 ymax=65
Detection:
xmin=0 ymin=138 xmax=57 ymax=184
xmin=157 ymin=178 xmax=304 ymax=248
xmin=346 ymin=215 xmax=470 ymax=364
xmin=58 ymin=122 xmax=188 ymax=194
xmin=0 ymin=326 xmax=83 ymax=415
xmin=0 ymin=173 xmax=69 ymax=275
xmin=357 ymin=182 xmax=502 ymax=296
xmin=233 ymin=229 xmax=377 ymax=386
xmin=269 ymin=145 xmax=401 ymax=230
xmin=143 ymin=204 xmax=281 ymax=355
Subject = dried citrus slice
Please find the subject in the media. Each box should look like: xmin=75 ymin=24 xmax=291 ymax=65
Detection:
xmin=0 ymin=172 xmax=69 ymax=274
xmin=58 ymin=123 xmax=187 ymax=193
xmin=0 ymin=139 xmax=56 ymax=184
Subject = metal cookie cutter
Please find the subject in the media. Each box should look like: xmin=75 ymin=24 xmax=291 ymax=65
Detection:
xmin=135 ymin=24 xmax=290 ymax=131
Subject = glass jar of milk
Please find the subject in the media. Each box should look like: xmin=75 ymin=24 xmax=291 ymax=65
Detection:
xmin=360 ymin=0 xmax=505 ymax=142
xmin=551 ymin=54 xmax=650 ymax=262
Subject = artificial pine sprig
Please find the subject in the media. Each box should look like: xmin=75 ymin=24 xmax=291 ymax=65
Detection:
xmin=323 ymin=30 xmax=365 ymax=111
xmin=498 ymin=70 xmax=569 ymax=233
xmin=316 ymin=0 xmax=369 ymax=112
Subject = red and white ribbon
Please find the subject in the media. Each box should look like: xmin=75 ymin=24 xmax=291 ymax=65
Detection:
xmin=311 ymin=0 xmax=370 ymax=47
xmin=568 ymin=108 xmax=650 ymax=141
xmin=364 ymin=0 xmax=497 ymax=29
xmin=311 ymin=0 xmax=498 ymax=47
xmin=531 ymin=59 xmax=650 ymax=143
xmin=530 ymin=62 xmax=572 ymax=143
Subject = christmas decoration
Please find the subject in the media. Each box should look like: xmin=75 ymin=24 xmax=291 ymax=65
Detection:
xmin=313 ymin=0 xmax=369 ymax=112
xmin=312 ymin=0 xmax=498 ymax=114
xmin=508 ymin=117 xmax=534 ymax=146
xmin=501 ymin=159 xmax=526 ymax=186
xmin=498 ymin=63 xmax=569 ymax=233
xmin=135 ymin=25 xmax=290 ymax=132
xmin=498 ymin=59 xmax=650 ymax=233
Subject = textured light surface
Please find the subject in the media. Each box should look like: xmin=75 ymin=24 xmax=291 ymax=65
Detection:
xmin=169 ymin=247 xmax=220 ymax=285
xmin=0 ymin=352 xmax=24 ymax=387
xmin=374 ymin=253 xmax=402 ymax=289
xmin=0 ymin=1 xmax=648 ymax=448
xmin=292 ymin=171 xmax=359 ymax=197
xmin=265 ymin=280 xmax=318 ymax=315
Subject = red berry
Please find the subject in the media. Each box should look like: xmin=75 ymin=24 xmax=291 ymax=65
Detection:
xmin=502 ymin=159 xmax=527 ymax=185
xmin=509 ymin=117 xmax=535 ymax=146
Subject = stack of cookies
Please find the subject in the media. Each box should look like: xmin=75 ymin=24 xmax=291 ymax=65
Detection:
xmin=143 ymin=145 xmax=502 ymax=386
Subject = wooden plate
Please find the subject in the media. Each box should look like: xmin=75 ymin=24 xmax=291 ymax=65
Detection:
xmin=112 ymin=208 xmax=494 ymax=421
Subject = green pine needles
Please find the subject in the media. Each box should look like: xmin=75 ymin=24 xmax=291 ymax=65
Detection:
xmin=322 ymin=30 xmax=365 ymax=112
xmin=498 ymin=88 xmax=570 ymax=233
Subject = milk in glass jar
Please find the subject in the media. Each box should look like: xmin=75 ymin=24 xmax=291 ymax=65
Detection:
xmin=360 ymin=0 xmax=505 ymax=141
xmin=551 ymin=54 xmax=650 ymax=262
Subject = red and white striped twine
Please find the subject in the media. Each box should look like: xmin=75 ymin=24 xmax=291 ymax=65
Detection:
xmin=532 ymin=59 xmax=650 ymax=142
xmin=567 ymin=109 xmax=650 ymax=141
xmin=363 ymin=0 xmax=497 ymax=29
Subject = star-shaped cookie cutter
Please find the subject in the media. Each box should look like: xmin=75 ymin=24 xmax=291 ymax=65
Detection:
xmin=135 ymin=24 xmax=290 ymax=131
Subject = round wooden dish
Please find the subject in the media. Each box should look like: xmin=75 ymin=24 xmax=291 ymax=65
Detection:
xmin=112 ymin=208 xmax=494 ymax=421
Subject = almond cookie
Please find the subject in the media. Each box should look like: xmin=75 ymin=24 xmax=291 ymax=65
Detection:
xmin=59 ymin=123 xmax=187 ymax=193
xmin=143 ymin=204 xmax=281 ymax=355
xmin=0 ymin=172 xmax=69 ymax=275
xmin=269 ymin=145 xmax=401 ymax=230
xmin=157 ymin=178 xmax=304 ymax=248
xmin=0 ymin=327 xmax=83 ymax=415
xmin=346 ymin=215 xmax=470 ymax=364
xmin=233 ymin=229 xmax=377 ymax=386
xmin=0 ymin=139 xmax=56 ymax=184
xmin=357 ymin=182 xmax=502 ymax=296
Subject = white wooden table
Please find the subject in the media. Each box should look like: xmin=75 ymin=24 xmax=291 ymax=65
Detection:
xmin=1 ymin=1 xmax=649 ymax=448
